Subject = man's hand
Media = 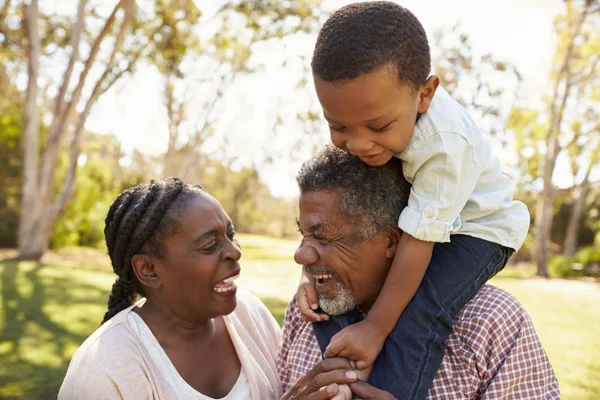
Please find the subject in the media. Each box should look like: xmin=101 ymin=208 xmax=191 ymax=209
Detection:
xmin=298 ymin=271 xmax=330 ymax=322
xmin=281 ymin=358 xmax=358 ymax=400
xmin=349 ymin=381 xmax=396 ymax=400
xmin=323 ymin=319 xmax=385 ymax=370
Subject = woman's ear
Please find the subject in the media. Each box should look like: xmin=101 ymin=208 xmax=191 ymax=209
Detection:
xmin=131 ymin=254 xmax=161 ymax=290
xmin=385 ymin=228 xmax=402 ymax=259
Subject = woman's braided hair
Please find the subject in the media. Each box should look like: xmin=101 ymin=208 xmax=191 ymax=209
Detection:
xmin=101 ymin=178 xmax=203 ymax=324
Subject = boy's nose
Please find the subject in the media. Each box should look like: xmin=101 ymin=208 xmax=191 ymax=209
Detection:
xmin=346 ymin=135 xmax=372 ymax=155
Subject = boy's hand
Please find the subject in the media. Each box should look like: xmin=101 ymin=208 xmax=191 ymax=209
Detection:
xmin=323 ymin=319 xmax=385 ymax=369
xmin=298 ymin=271 xmax=330 ymax=322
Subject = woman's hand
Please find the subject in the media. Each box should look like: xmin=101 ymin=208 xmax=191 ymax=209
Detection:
xmin=281 ymin=358 xmax=358 ymax=400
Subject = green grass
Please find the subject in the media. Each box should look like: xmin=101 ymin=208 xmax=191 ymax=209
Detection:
xmin=1 ymin=235 xmax=599 ymax=399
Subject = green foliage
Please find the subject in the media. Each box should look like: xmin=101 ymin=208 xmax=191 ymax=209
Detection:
xmin=2 ymin=240 xmax=600 ymax=399
xmin=549 ymin=245 xmax=600 ymax=278
xmin=0 ymin=69 xmax=23 ymax=247
xmin=548 ymin=255 xmax=580 ymax=277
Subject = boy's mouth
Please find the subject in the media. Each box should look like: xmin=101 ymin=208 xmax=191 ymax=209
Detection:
xmin=359 ymin=152 xmax=383 ymax=164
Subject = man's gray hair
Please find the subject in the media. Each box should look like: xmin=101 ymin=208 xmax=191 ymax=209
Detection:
xmin=296 ymin=145 xmax=411 ymax=240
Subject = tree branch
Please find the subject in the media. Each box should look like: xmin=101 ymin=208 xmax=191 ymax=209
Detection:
xmin=52 ymin=0 xmax=87 ymax=122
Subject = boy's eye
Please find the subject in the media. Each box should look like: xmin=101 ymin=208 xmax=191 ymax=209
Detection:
xmin=329 ymin=125 xmax=346 ymax=132
xmin=369 ymin=122 xmax=393 ymax=132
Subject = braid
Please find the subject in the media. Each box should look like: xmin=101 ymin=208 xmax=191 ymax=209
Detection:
xmin=122 ymin=179 xmax=185 ymax=274
xmin=101 ymin=178 xmax=195 ymax=325
xmin=111 ymin=181 xmax=158 ymax=275
xmin=101 ymin=278 xmax=136 ymax=324
xmin=104 ymin=189 xmax=135 ymax=266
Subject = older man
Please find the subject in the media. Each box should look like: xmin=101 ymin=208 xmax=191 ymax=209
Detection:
xmin=278 ymin=146 xmax=559 ymax=399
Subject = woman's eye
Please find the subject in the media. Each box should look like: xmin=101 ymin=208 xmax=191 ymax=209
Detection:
xmin=201 ymin=242 xmax=217 ymax=252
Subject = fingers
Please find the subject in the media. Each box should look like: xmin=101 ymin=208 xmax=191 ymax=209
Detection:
xmin=307 ymin=288 xmax=319 ymax=312
xmin=298 ymin=287 xmax=329 ymax=322
xmin=308 ymin=384 xmax=338 ymax=400
xmin=312 ymin=369 xmax=358 ymax=390
xmin=355 ymin=360 xmax=370 ymax=370
xmin=348 ymin=381 xmax=395 ymax=400
xmin=324 ymin=334 xmax=346 ymax=358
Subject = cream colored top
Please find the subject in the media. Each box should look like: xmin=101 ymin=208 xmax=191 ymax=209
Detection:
xmin=127 ymin=312 xmax=251 ymax=399
xmin=58 ymin=290 xmax=282 ymax=400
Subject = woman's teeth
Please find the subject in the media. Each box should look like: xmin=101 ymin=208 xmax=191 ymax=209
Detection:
xmin=213 ymin=273 xmax=240 ymax=292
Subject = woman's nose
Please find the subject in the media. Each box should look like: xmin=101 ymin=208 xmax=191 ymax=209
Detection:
xmin=222 ymin=239 xmax=242 ymax=262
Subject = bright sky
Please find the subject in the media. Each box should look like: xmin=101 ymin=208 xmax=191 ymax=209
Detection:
xmin=85 ymin=0 xmax=566 ymax=198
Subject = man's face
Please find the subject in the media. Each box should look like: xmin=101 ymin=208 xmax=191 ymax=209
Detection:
xmin=294 ymin=190 xmax=395 ymax=314
xmin=313 ymin=66 xmax=437 ymax=166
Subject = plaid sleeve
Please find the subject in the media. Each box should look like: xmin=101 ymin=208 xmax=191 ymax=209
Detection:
xmin=429 ymin=285 xmax=560 ymax=399
xmin=277 ymin=295 xmax=303 ymax=393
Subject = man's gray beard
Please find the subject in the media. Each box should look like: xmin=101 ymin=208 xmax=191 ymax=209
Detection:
xmin=318 ymin=280 xmax=356 ymax=315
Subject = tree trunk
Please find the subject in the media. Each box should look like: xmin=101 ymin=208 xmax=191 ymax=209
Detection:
xmin=563 ymin=184 xmax=589 ymax=257
xmin=534 ymin=0 xmax=592 ymax=276
xmin=17 ymin=0 xmax=135 ymax=259
xmin=18 ymin=0 xmax=41 ymax=260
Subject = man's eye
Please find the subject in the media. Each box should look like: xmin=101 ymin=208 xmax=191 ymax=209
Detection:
xmin=313 ymin=235 xmax=327 ymax=241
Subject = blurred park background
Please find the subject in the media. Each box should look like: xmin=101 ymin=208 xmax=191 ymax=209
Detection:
xmin=0 ymin=0 xmax=598 ymax=398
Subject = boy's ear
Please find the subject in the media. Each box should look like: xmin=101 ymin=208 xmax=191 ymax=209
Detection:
xmin=385 ymin=227 xmax=402 ymax=259
xmin=131 ymin=254 xmax=161 ymax=290
xmin=417 ymin=75 xmax=440 ymax=114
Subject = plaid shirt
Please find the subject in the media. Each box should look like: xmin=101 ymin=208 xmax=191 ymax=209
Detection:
xmin=277 ymin=285 xmax=560 ymax=399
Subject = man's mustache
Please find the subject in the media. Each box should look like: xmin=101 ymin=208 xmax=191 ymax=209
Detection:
xmin=304 ymin=264 xmax=338 ymax=278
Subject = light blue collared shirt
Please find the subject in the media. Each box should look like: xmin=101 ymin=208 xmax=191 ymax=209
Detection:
xmin=396 ymin=87 xmax=529 ymax=250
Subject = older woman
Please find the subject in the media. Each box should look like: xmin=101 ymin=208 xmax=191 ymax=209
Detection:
xmin=59 ymin=178 xmax=282 ymax=399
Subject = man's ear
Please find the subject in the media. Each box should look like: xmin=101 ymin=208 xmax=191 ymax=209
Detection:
xmin=384 ymin=227 xmax=402 ymax=259
xmin=131 ymin=254 xmax=161 ymax=290
xmin=417 ymin=75 xmax=440 ymax=114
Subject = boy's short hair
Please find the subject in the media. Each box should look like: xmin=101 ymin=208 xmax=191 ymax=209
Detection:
xmin=311 ymin=1 xmax=430 ymax=90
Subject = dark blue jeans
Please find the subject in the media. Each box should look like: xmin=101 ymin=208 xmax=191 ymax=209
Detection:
xmin=312 ymin=234 xmax=514 ymax=400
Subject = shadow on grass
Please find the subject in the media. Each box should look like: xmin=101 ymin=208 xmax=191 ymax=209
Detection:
xmin=0 ymin=259 xmax=108 ymax=399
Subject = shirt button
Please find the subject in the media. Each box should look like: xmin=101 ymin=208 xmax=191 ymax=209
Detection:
xmin=425 ymin=209 xmax=434 ymax=219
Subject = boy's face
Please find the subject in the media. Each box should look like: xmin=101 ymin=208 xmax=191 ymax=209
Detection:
xmin=314 ymin=65 xmax=438 ymax=166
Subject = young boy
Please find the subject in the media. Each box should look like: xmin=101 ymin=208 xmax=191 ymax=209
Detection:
xmin=298 ymin=2 xmax=530 ymax=399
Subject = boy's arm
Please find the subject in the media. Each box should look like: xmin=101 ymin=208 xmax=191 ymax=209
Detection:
xmin=324 ymin=233 xmax=433 ymax=368
xmin=365 ymin=233 xmax=433 ymax=335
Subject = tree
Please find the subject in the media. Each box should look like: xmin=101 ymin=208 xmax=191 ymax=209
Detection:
xmin=526 ymin=0 xmax=598 ymax=276
xmin=432 ymin=25 xmax=522 ymax=142
xmin=563 ymin=119 xmax=600 ymax=256
xmin=17 ymin=0 xmax=210 ymax=260
xmin=157 ymin=0 xmax=323 ymax=180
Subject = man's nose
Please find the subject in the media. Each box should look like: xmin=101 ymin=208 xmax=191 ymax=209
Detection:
xmin=294 ymin=240 xmax=319 ymax=266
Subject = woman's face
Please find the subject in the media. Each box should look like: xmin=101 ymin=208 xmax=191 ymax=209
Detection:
xmin=149 ymin=190 xmax=242 ymax=322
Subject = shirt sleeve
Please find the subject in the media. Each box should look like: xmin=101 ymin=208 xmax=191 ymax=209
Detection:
xmin=277 ymin=295 xmax=302 ymax=393
xmin=446 ymin=286 xmax=560 ymax=399
xmin=58 ymin=348 xmax=154 ymax=400
xmin=398 ymin=132 xmax=481 ymax=242
xmin=478 ymin=303 xmax=561 ymax=399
